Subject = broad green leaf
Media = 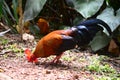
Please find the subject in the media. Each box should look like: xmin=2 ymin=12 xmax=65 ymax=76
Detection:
xmin=23 ymin=0 xmax=47 ymax=22
xmin=73 ymin=0 xmax=104 ymax=18
xmin=97 ymin=8 xmax=120 ymax=32
xmin=73 ymin=14 xmax=84 ymax=25
xmin=89 ymin=31 xmax=111 ymax=52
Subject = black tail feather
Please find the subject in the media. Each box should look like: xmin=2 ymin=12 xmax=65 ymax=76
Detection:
xmin=73 ymin=19 xmax=112 ymax=47
xmin=78 ymin=19 xmax=112 ymax=35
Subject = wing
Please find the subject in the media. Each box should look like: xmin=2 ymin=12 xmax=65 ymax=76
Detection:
xmin=56 ymin=35 xmax=76 ymax=55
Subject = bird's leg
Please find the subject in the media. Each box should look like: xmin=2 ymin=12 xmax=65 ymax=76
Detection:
xmin=51 ymin=53 xmax=64 ymax=64
xmin=45 ymin=53 xmax=63 ymax=68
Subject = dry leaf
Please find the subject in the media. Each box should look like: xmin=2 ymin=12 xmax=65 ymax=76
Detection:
xmin=108 ymin=39 xmax=120 ymax=56
xmin=0 ymin=68 xmax=4 ymax=72
xmin=23 ymin=21 xmax=31 ymax=33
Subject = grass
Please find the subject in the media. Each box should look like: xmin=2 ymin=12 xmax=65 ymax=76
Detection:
xmin=85 ymin=55 xmax=120 ymax=80
xmin=62 ymin=55 xmax=74 ymax=61
xmin=0 ymin=37 xmax=9 ymax=45
xmin=0 ymin=37 xmax=24 ymax=57
xmin=8 ymin=43 xmax=23 ymax=53
xmin=7 ymin=43 xmax=24 ymax=57
xmin=94 ymin=75 xmax=120 ymax=80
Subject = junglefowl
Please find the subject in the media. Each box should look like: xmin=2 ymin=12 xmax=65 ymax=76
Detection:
xmin=25 ymin=19 xmax=112 ymax=64
xmin=37 ymin=18 xmax=50 ymax=35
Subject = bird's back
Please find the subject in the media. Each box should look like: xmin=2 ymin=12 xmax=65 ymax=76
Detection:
xmin=33 ymin=32 xmax=63 ymax=57
xmin=33 ymin=29 xmax=77 ymax=57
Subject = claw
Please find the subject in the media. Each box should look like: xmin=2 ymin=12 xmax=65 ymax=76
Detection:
xmin=50 ymin=53 xmax=63 ymax=64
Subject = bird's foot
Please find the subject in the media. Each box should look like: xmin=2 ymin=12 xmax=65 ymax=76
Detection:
xmin=45 ymin=54 xmax=63 ymax=67
xmin=44 ymin=60 xmax=62 ymax=68
xmin=51 ymin=53 xmax=63 ymax=64
xmin=50 ymin=59 xmax=62 ymax=64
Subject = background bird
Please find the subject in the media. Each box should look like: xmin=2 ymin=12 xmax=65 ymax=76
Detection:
xmin=37 ymin=18 xmax=50 ymax=35
xmin=25 ymin=19 xmax=112 ymax=64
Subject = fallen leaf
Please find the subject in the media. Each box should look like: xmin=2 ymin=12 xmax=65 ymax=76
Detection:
xmin=108 ymin=39 xmax=120 ymax=56
xmin=46 ymin=70 xmax=51 ymax=74
xmin=0 ymin=68 xmax=4 ymax=72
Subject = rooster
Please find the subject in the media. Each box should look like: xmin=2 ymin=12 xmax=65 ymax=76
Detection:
xmin=25 ymin=19 xmax=112 ymax=64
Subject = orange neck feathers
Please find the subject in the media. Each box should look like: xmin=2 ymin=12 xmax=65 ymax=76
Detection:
xmin=24 ymin=49 xmax=38 ymax=63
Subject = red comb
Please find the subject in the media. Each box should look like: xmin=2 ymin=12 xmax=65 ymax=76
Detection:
xmin=25 ymin=49 xmax=31 ymax=55
xmin=24 ymin=49 xmax=31 ymax=61
xmin=24 ymin=49 xmax=38 ymax=63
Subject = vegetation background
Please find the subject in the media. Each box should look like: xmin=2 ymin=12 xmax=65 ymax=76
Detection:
xmin=0 ymin=0 xmax=120 ymax=80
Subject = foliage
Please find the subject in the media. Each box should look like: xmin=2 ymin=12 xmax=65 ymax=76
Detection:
xmin=86 ymin=55 xmax=120 ymax=79
xmin=0 ymin=37 xmax=9 ymax=45
xmin=0 ymin=0 xmax=120 ymax=53
xmin=87 ymin=57 xmax=116 ymax=73
xmin=0 ymin=0 xmax=19 ymax=33
xmin=94 ymin=75 xmax=120 ymax=80
xmin=73 ymin=0 xmax=104 ymax=18
xmin=89 ymin=31 xmax=111 ymax=51
xmin=23 ymin=0 xmax=47 ymax=22
xmin=62 ymin=55 xmax=74 ymax=61
xmin=8 ymin=43 xmax=23 ymax=53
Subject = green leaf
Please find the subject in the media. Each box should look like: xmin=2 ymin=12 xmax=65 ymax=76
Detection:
xmin=2 ymin=6 xmax=13 ymax=26
xmin=23 ymin=0 xmax=47 ymax=22
xmin=97 ymin=8 xmax=120 ymax=32
xmin=73 ymin=14 xmax=84 ymax=25
xmin=73 ymin=0 xmax=104 ymax=18
xmin=89 ymin=31 xmax=111 ymax=52
xmin=3 ymin=1 xmax=15 ymax=21
xmin=12 ymin=0 xmax=19 ymax=24
xmin=29 ymin=24 xmax=40 ymax=36
xmin=0 ymin=1 xmax=3 ymax=18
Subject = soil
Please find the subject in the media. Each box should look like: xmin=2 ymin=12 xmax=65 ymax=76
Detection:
xmin=0 ymin=34 xmax=120 ymax=80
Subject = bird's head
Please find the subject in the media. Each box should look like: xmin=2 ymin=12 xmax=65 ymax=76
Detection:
xmin=24 ymin=49 xmax=38 ymax=63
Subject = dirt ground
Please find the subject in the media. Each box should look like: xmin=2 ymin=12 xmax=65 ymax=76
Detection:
xmin=0 ymin=34 xmax=120 ymax=80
